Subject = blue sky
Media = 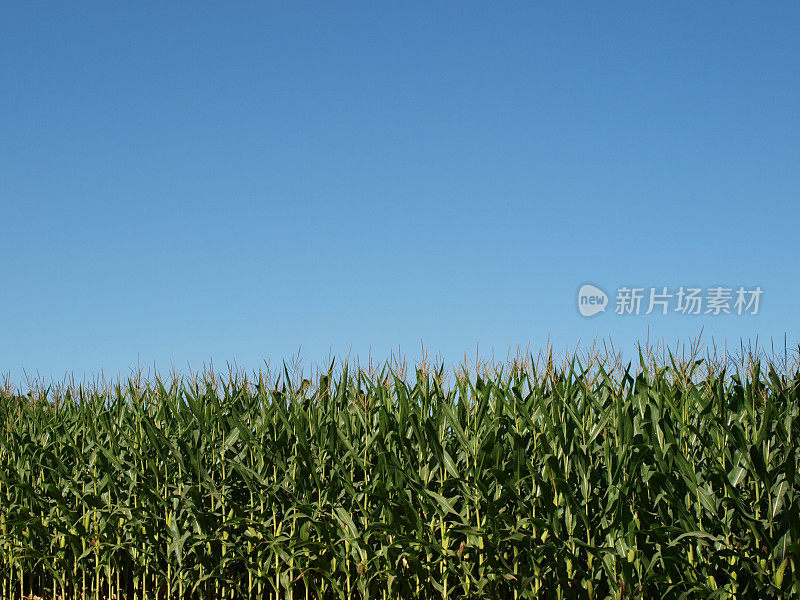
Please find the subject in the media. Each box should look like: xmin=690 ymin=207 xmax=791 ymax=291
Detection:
xmin=3 ymin=2 xmax=798 ymax=383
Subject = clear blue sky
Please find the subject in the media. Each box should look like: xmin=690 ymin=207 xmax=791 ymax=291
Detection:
xmin=3 ymin=2 xmax=798 ymax=383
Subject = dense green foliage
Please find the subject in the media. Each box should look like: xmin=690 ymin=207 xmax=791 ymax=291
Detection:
xmin=1 ymin=357 xmax=799 ymax=599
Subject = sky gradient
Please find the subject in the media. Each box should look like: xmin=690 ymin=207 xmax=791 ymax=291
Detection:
xmin=3 ymin=2 xmax=799 ymax=384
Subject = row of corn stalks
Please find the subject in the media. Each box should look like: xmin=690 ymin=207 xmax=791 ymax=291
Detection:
xmin=1 ymin=354 xmax=798 ymax=599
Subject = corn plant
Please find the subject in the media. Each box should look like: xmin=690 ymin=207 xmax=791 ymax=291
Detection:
xmin=1 ymin=351 xmax=798 ymax=599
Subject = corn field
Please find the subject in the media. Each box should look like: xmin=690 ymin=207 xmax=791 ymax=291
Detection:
xmin=1 ymin=352 xmax=799 ymax=599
